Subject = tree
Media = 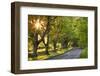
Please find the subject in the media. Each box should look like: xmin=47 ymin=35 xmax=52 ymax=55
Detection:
xmin=76 ymin=17 xmax=88 ymax=48
xmin=49 ymin=16 xmax=64 ymax=51
xmin=28 ymin=16 xmax=50 ymax=56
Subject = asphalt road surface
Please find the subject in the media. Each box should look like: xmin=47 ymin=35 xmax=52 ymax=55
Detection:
xmin=49 ymin=48 xmax=82 ymax=59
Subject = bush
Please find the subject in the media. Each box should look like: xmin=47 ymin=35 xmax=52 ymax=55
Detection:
xmin=80 ymin=48 xmax=88 ymax=58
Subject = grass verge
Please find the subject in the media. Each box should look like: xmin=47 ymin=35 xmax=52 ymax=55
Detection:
xmin=80 ymin=48 xmax=88 ymax=58
xmin=28 ymin=47 xmax=73 ymax=61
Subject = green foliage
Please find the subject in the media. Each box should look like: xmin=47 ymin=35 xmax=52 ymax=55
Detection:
xmin=80 ymin=48 xmax=88 ymax=58
xmin=76 ymin=17 xmax=88 ymax=48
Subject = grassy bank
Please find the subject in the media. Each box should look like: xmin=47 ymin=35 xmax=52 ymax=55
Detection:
xmin=28 ymin=47 xmax=73 ymax=61
xmin=80 ymin=48 xmax=88 ymax=58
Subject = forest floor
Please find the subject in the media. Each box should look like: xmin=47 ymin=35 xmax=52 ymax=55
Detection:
xmin=48 ymin=48 xmax=82 ymax=59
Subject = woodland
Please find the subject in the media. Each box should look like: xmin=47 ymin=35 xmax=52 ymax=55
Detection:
xmin=28 ymin=15 xmax=88 ymax=60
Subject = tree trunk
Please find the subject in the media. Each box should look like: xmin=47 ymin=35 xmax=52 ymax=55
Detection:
xmin=33 ymin=32 xmax=38 ymax=57
xmin=45 ymin=34 xmax=49 ymax=55
xmin=42 ymin=38 xmax=49 ymax=55
xmin=45 ymin=44 xmax=49 ymax=55
xmin=44 ymin=16 xmax=51 ymax=55
xmin=53 ymin=40 xmax=57 ymax=52
xmin=61 ymin=39 xmax=68 ymax=49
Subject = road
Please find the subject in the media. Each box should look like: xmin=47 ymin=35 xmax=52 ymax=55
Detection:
xmin=49 ymin=48 xmax=82 ymax=59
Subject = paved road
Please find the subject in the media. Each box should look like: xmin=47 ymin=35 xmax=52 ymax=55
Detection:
xmin=49 ymin=48 xmax=82 ymax=59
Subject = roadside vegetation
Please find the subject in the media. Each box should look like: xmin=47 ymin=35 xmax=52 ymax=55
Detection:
xmin=80 ymin=48 xmax=88 ymax=58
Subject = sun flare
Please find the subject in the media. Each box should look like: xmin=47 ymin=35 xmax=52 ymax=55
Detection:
xmin=35 ymin=19 xmax=41 ymax=30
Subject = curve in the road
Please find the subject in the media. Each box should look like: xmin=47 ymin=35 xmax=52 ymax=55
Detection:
xmin=49 ymin=48 xmax=82 ymax=60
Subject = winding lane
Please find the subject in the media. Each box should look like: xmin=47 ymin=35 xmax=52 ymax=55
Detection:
xmin=49 ymin=48 xmax=82 ymax=59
